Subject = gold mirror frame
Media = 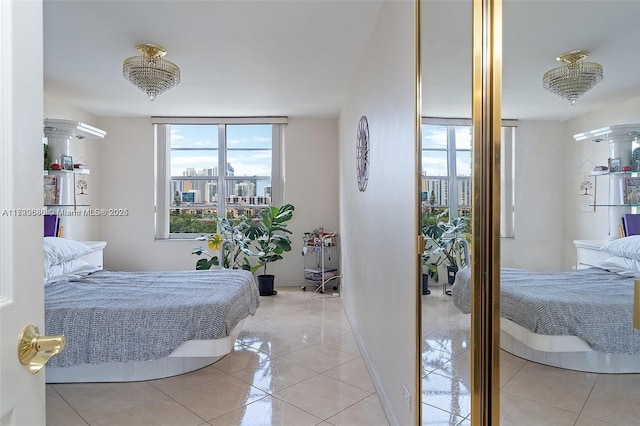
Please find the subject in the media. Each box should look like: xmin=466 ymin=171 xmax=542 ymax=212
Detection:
xmin=414 ymin=0 xmax=422 ymax=423
xmin=416 ymin=0 xmax=502 ymax=424
xmin=470 ymin=0 xmax=502 ymax=423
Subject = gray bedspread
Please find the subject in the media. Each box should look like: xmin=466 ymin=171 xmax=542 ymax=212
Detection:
xmin=45 ymin=269 xmax=260 ymax=367
xmin=452 ymin=267 xmax=640 ymax=354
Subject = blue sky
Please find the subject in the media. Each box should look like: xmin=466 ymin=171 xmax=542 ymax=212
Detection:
xmin=170 ymin=124 xmax=272 ymax=178
xmin=422 ymin=125 xmax=471 ymax=177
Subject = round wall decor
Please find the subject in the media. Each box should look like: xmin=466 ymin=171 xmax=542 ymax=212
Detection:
xmin=356 ymin=115 xmax=370 ymax=192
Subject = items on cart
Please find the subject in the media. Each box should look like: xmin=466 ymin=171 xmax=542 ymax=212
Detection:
xmin=301 ymin=228 xmax=340 ymax=293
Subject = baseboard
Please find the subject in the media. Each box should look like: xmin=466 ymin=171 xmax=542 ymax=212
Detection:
xmin=341 ymin=298 xmax=398 ymax=426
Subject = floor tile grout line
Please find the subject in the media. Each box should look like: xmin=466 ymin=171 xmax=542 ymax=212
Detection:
xmin=162 ymin=391 xmax=212 ymax=425
xmin=500 ymin=389 xmax=587 ymax=417
xmin=421 ymin=400 xmax=467 ymax=422
xmin=261 ymin=392 xmax=328 ymax=423
xmin=323 ymin=392 xmax=378 ymax=423
xmin=47 ymin=384 xmax=91 ymax=426
xmin=572 ymin=374 xmax=605 ymax=425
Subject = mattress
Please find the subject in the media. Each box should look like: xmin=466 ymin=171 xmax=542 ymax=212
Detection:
xmin=452 ymin=267 xmax=640 ymax=354
xmin=45 ymin=269 xmax=260 ymax=368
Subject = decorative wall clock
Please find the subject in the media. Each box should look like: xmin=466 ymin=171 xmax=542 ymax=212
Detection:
xmin=356 ymin=115 xmax=370 ymax=192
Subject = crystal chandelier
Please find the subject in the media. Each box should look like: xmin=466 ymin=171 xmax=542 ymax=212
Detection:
xmin=542 ymin=50 xmax=603 ymax=105
xmin=123 ymin=44 xmax=180 ymax=101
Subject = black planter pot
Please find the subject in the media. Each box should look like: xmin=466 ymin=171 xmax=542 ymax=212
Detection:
xmin=258 ymin=274 xmax=277 ymax=296
xmin=444 ymin=265 xmax=459 ymax=296
xmin=421 ymin=274 xmax=431 ymax=295
xmin=447 ymin=265 xmax=459 ymax=285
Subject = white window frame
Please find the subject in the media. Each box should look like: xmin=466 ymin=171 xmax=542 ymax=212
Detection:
xmin=422 ymin=117 xmax=517 ymax=238
xmin=153 ymin=117 xmax=287 ymax=239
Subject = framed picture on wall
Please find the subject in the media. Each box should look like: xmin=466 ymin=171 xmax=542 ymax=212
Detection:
xmin=577 ymin=172 xmax=596 ymax=212
xmin=74 ymin=173 xmax=90 ymax=206
xmin=61 ymin=155 xmax=73 ymax=171
xmin=609 ymin=157 xmax=621 ymax=173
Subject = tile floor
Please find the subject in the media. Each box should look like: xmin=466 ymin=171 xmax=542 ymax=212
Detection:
xmin=422 ymin=284 xmax=640 ymax=426
xmin=46 ymin=285 xmax=640 ymax=426
xmin=46 ymin=288 xmax=389 ymax=426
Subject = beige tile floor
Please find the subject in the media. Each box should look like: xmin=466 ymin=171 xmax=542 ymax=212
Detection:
xmin=46 ymin=288 xmax=390 ymax=426
xmin=422 ymin=284 xmax=640 ymax=426
xmin=46 ymin=284 xmax=640 ymax=426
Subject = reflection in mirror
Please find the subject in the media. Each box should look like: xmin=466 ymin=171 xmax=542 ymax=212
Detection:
xmin=421 ymin=0 xmax=640 ymax=424
xmin=420 ymin=0 xmax=473 ymax=424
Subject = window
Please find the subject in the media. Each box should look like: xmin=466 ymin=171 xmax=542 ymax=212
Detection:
xmin=421 ymin=118 xmax=516 ymax=238
xmin=154 ymin=117 xmax=287 ymax=238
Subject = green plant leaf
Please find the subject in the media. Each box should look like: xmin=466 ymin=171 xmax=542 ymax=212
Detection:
xmin=190 ymin=204 xmax=295 ymax=276
xmin=196 ymin=258 xmax=213 ymax=270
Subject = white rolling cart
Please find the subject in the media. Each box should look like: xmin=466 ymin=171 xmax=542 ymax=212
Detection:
xmin=301 ymin=230 xmax=340 ymax=294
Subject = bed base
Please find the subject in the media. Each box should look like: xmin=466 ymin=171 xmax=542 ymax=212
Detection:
xmin=45 ymin=318 xmax=247 ymax=383
xmin=501 ymin=318 xmax=640 ymax=374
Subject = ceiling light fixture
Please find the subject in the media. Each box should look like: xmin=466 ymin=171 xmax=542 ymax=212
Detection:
xmin=123 ymin=44 xmax=180 ymax=101
xmin=542 ymin=50 xmax=603 ymax=105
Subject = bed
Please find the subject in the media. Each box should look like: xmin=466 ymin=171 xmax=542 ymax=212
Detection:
xmin=42 ymin=238 xmax=260 ymax=383
xmin=451 ymin=237 xmax=640 ymax=373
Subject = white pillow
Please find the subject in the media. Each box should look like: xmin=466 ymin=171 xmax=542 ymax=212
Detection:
xmin=600 ymin=236 xmax=640 ymax=260
xmin=44 ymin=258 xmax=99 ymax=282
xmin=44 ymin=237 xmax=92 ymax=267
xmin=596 ymin=256 xmax=640 ymax=276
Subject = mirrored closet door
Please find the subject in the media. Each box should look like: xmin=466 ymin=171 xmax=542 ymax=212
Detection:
xmin=420 ymin=0 xmax=640 ymax=424
xmin=419 ymin=1 xmax=474 ymax=423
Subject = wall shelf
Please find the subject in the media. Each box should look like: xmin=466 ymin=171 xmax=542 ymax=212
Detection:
xmin=575 ymin=123 xmax=640 ymax=238
xmin=43 ymin=119 xmax=106 ymax=239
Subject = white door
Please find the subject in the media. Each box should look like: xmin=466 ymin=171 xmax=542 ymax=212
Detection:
xmin=0 ymin=1 xmax=46 ymax=424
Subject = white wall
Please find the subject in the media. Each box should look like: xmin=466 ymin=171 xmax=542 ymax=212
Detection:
xmin=45 ymin=94 xmax=97 ymax=125
xmin=94 ymin=117 xmax=340 ymax=285
xmin=284 ymin=118 xmax=340 ymax=285
xmin=500 ymin=97 xmax=640 ymax=272
xmin=501 ymin=120 xmax=566 ymax=270
xmin=338 ymin=1 xmax=417 ymax=424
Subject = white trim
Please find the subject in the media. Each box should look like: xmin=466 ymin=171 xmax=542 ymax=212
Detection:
xmin=154 ymin=124 xmax=171 ymax=239
xmin=151 ymin=116 xmax=288 ymax=125
xmin=272 ymin=124 xmax=285 ymax=205
xmin=423 ymin=117 xmax=518 ymax=127
xmin=446 ymin=126 xmax=458 ymax=218
xmin=218 ymin=124 xmax=227 ymax=216
xmin=501 ymin=318 xmax=640 ymax=373
xmin=43 ymin=118 xmax=107 ymax=139
xmin=342 ymin=295 xmax=399 ymax=426
xmin=501 ymin=127 xmax=515 ymax=238
xmin=0 ymin=0 xmax=13 ymax=306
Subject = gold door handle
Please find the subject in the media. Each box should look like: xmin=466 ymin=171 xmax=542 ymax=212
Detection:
xmin=18 ymin=324 xmax=66 ymax=374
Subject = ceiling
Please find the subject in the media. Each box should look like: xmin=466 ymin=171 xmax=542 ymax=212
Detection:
xmin=43 ymin=0 xmax=384 ymax=118
xmin=44 ymin=1 xmax=639 ymax=121
xmin=422 ymin=0 xmax=640 ymax=121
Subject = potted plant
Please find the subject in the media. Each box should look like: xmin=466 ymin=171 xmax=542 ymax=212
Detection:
xmin=192 ymin=204 xmax=295 ymax=296
xmin=422 ymin=210 xmax=468 ymax=295
xmin=245 ymin=204 xmax=295 ymax=296
xmin=192 ymin=217 xmax=253 ymax=271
